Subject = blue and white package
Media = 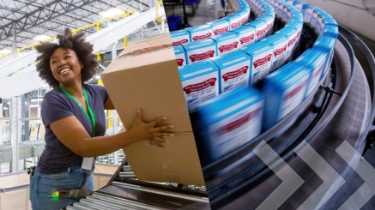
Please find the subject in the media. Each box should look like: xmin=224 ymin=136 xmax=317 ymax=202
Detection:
xmin=247 ymin=19 xmax=268 ymax=41
xmin=323 ymin=24 xmax=339 ymax=38
xmin=173 ymin=45 xmax=187 ymax=67
xmin=264 ymin=6 xmax=276 ymax=20
xmin=263 ymin=34 xmax=288 ymax=71
xmin=212 ymin=50 xmax=252 ymax=93
xmin=264 ymin=15 xmax=275 ymax=37
xmin=170 ymin=30 xmax=190 ymax=46
xmin=198 ymin=86 xmax=264 ymax=161
xmin=303 ymin=4 xmax=314 ymax=25
xmin=186 ymin=25 xmax=213 ymax=42
xmin=313 ymin=35 xmax=337 ymax=78
xmin=276 ymin=26 xmax=298 ymax=60
xmin=228 ymin=14 xmax=243 ymax=30
xmin=287 ymin=21 xmax=303 ymax=50
xmin=262 ymin=62 xmax=310 ymax=130
xmin=310 ymin=8 xmax=319 ymax=29
xmin=242 ymin=41 xmax=274 ymax=84
xmin=232 ymin=25 xmax=256 ymax=48
xmin=179 ymin=60 xmax=219 ymax=113
xmin=295 ymin=49 xmax=327 ymax=97
xmin=293 ymin=0 xmax=304 ymax=12
xmin=286 ymin=0 xmax=293 ymax=5
xmin=208 ymin=19 xmax=230 ymax=36
xmin=211 ymin=32 xmax=240 ymax=56
xmin=238 ymin=9 xmax=249 ymax=25
xmin=183 ymin=39 xmax=217 ymax=64
xmin=282 ymin=4 xmax=289 ymax=22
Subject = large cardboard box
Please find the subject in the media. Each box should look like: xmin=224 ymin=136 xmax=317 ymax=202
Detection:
xmin=101 ymin=33 xmax=205 ymax=186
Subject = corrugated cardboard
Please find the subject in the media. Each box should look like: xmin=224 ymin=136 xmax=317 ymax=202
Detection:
xmin=101 ymin=33 xmax=205 ymax=186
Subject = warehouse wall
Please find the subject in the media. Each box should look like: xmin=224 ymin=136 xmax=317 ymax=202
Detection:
xmin=303 ymin=0 xmax=375 ymax=41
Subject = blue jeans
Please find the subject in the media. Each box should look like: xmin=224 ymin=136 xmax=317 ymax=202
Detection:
xmin=29 ymin=166 xmax=95 ymax=210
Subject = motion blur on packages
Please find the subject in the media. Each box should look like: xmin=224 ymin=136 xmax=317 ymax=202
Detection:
xmin=0 ymin=1 xmax=212 ymax=210
xmin=166 ymin=0 xmax=375 ymax=209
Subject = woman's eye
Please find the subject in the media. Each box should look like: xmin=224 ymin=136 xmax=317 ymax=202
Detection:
xmin=64 ymin=56 xmax=71 ymax=59
xmin=51 ymin=60 xmax=56 ymax=64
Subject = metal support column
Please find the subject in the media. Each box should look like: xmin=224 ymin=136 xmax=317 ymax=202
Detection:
xmin=21 ymin=95 xmax=29 ymax=141
xmin=12 ymin=23 xmax=16 ymax=56
xmin=11 ymin=97 xmax=21 ymax=172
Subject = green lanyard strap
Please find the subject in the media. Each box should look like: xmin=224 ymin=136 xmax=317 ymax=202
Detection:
xmin=59 ymin=84 xmax=96 ymax=137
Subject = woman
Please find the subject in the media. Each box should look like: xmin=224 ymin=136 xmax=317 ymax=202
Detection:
xmin=29 ymin=28 xmax=174 ymax=210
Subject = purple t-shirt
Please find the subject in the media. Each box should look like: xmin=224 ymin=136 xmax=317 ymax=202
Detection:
xmin=37 ymin=84 xmax=108 ymax=174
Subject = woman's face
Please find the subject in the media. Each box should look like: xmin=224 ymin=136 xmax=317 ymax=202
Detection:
xmin=50 ymin=48 xmax=83 ymax=85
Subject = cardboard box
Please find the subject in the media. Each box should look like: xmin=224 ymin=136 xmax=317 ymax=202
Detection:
xmin=101 ymin=33 xmax=205 ymax=186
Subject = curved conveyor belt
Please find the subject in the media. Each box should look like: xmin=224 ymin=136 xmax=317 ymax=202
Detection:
xmin=206 ymin=26 xmax=375 ymax=210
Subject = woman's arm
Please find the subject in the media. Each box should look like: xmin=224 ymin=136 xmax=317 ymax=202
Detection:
xmin=50 ymin=109 xmax=174 ymax=157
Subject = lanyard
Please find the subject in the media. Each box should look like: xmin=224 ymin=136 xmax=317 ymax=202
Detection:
xmin=59 ymin=84 xmax=96 ymax=137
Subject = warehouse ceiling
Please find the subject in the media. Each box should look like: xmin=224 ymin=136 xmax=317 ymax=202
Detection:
xmin=0 ymin=0 xmax=153 ymax=51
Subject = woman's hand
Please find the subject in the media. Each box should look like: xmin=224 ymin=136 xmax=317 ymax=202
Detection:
xmin=127 ymin=109 xmax=174 ymax=147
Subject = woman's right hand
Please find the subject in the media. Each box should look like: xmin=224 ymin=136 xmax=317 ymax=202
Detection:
xmin=127 ymin=109 xmax=175 ymax=147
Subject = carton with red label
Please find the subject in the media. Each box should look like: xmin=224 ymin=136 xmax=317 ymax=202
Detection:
xmin=295 ymin=48 xmax=327 ymax=97
xmin=264 ymin=15 xmax=275 ymax=37
xmin=211 ymin=32 xmax=240 ymax=57
xmin=313 ymin=35 xmax=337 ymax=79
xmin=246 ymin=19 xmax=268 ymax=41
xmin=195 ymin=86 xmax=264 ymax=162
xmin=183 ymin=39 xmax=217 ymax=64
xmin=232 ymin=25 xmax=256 ymax=48
xmin=179 ymin=60 xmax=220 ymax=113
xmin=212 ymin=50 xmax=252 ymax=93
xmin=275 ymin=25 xmax=298 ymax=61
xmin=263 ymin=34 xmax=288 ymax=71
xmin=227 ymin=13 xmax=243 ymax=30
xmin=262 ymin=61 xmax=310 ymax=130
xmin=238 ymin=9 xmax=250 ymax=25
xmin=170 ymin=30 xmax=190 ymax=46
xmin=241 ymin=41 xmax=274 ymax=84
xmin=173 ymin=45 xmax=187 ymax=67
xmin=207 ymin=19 xmax=230 ymax=36
xmin=186 ymin=25 xmax=213 ymax=42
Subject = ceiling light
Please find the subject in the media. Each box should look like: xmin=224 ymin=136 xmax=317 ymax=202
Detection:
xmin=0 ymin=49 xmax=11 ymax=54
xmin=33 ymin=35 xmax=51 ymax=42
xmin=95 ymin=75 xmax=101 ymax=79
xmin=99 ymin=8 xmax=125 ymax=18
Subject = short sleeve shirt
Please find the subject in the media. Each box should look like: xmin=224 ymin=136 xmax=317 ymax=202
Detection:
xmin=37 ymin=84 xmax=108 ymax=174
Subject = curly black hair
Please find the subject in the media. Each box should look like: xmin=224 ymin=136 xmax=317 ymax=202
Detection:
xmin=35 ymin=28 xmax=98 ymax=88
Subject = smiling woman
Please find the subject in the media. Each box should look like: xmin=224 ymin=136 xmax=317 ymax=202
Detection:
xmin=28 ymin=28 xmax=175 ymax=210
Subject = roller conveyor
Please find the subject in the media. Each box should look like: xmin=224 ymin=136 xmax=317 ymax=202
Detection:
xmin=64 ymin=160 xmax=210 ymax=210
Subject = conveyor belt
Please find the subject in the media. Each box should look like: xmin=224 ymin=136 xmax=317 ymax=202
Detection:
xmin=65 ymin=162 xmax=210 ymax=210
xmin=205 ymin=26 xmax=375 ymax=209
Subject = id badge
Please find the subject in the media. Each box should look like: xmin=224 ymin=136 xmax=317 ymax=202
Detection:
xmin=81 ymin=157 xmax=95 ymax=173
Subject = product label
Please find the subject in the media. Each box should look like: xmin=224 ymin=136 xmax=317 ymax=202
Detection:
xmin=192 ymin=32 xmax=213 ymax=41
xmin=220 ymin=61 xmax=250 ymax=93
xmin=280 ymin=74 xmax=308 ymax=119
xmin=175 ymin=52 xmax=186 ymax=66
xmin=182 ymin=72 xmax=219 ymax=112
xmin=187 ymin=45 xmax=216 ymax=63
xmin=231 ymin=21 xmax=241 ymax=30
xmin=189 ymin=50 xmax=215 ymax=62
xmin=214 ymin=26 xmax=229 ymax=35
xmin=171 ymin=34 xmax=190 ymax=46
xmin=256 ymin=26 xmax=267 ymax=40
xmin=208 ymin=102 xmax=262 ymax=159
xmin=252 ymin=52 xmax=272 ymax=84
xmin=240 ymin=34 xmax=255 ymax=46
xmin=272 ymin=43 xmax=288 ymax=70
xmin=217 ymin=37 xmax=239 ymax=56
